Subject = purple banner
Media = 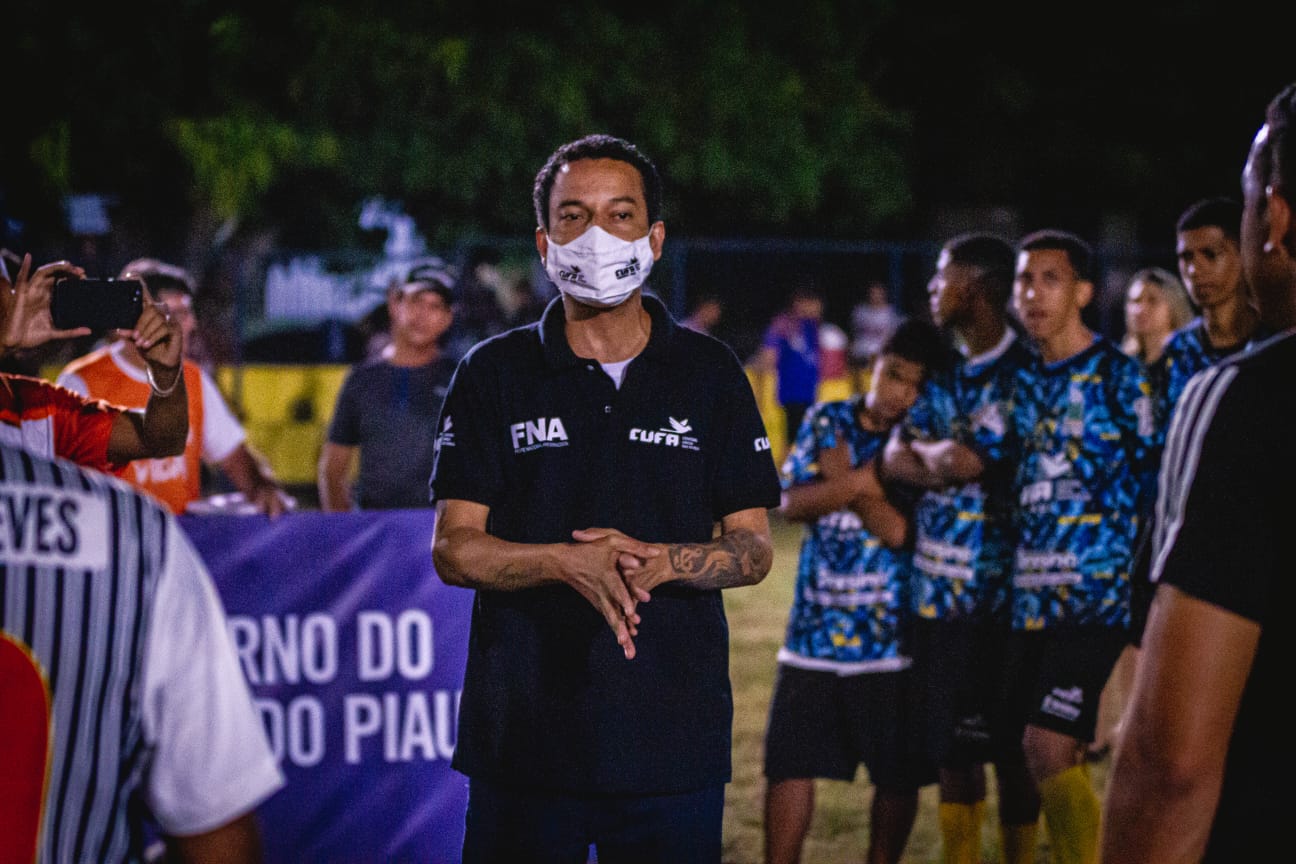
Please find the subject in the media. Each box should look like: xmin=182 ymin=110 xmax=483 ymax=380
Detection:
xmin=179 ymin=510 xmax=473 ymax=864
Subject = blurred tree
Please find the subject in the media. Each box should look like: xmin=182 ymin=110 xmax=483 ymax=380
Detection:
xmin=0 ymin=0 xmax=914 ymax=262
xmin=4 ymin=0 xmax=1290 ymax=271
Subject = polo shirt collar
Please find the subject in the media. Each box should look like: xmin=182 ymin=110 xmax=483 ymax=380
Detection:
xmin=538 ymin=291 xmax=678 ymax=370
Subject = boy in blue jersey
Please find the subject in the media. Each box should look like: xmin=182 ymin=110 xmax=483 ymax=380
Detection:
xmin=1102 ymin=198 xmax=1265 ymax=764
xmin=1159 ymin=196 xmax=1263 ymax=423
xmin=762 ymin=317 xmax=945 ymax=864
xmin=1100 ymin=78 xmax=1296 ymax=864
xmin=883 ymin=233 xmax=1041 ymax=864
xmin=1008 ymin=230 xmax=1160 ymax=864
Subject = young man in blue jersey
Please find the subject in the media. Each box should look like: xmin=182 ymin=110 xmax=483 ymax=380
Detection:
xmin=1159 ymin=196 xmax=1263 ymax=423
xmin=883 ymin=233 xmax=1041 ymax=864
xmin=1104 ymin=198 xmax=1267 ymax=767
xmin=1100 ymin=78 xmax=1296 ymax=864
xmin=763 ymin=317 xmax=945 ymax=864
xmin=1008 ymin=229 xmax=1159 ymax=864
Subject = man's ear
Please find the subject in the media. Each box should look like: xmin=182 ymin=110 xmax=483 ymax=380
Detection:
xmin=648 ymin=221 xmax=666 ymax=261
xmin=535 ymin=227 xmax=549 ymax=264
xmin=1076 ymin=279 xmax=1094 ymax=310
xmin=1267 ymin=185 xmax=1294 ymax=257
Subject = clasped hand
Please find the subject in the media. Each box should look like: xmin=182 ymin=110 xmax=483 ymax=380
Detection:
xmin=566 ymin=527 xmax=672 ymax=661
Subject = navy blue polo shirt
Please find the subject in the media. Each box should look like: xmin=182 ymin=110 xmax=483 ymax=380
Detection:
xmin=429 ymin=293 xmax=781 ymax=796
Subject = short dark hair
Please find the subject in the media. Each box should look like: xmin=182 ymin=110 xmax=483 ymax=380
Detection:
xmin=1175 ymin=196 xmax=1242 ymax=243
xmin=1255 ymin=83 xmax=1296 ymax=196
xmin=943 ymin=232 xmax=1015 ymax=309
xmin=532 ymin=134 xmax=663 ymax=231
xmin=880 ymin=317 xmax=947 ymax=378
xmin=1017 ymin=229 xmax=1095 ymax=283
xmin=789 ymin=277 xmax=822 ymax=304
xmin=119 ymin=257 xmax=196 ymax=296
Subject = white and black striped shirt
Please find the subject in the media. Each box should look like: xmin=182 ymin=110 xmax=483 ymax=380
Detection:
xmin=0 ymin=445 xmax=282 ymax=863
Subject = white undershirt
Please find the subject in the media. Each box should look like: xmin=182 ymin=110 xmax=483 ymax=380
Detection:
xmin=600 ymin=358 xmax=633 ymax=389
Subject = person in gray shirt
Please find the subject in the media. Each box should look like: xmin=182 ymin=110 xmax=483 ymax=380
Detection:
xmin=318 ymin=263 xmax=458 ymax=510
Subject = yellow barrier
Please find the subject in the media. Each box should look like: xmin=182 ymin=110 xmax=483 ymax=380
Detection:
xmin=46 ymin=360 xmax=864 ymax=489
xmin=745 ymin=367 xmax=858 ymax=469
xmin=216 ymin=364 xmax=351 ymax=486
xmin=38 ymin=361 xmax=348 ymax=488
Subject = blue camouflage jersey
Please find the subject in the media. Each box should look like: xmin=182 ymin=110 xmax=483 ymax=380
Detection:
xmin=779 ymin=397 xmax=912 ymax=672
xmin=1010 ymin=337 xmax=1160 ymax=630
xmin=1157 ymin=318 xmax=1261 ymax=426
xmin=904 ymin=329 xmax=1033 ymax=622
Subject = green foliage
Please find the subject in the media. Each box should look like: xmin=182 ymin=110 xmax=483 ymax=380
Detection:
xmin=170 ymin=114 xmax=342 ymax=222
xmin=29 ymin=123 xmax=74 ymax=197
xmin=6 ymin=2 xmax=915 ymax=253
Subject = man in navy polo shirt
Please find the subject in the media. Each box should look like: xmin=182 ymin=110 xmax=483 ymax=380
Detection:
xmin=429 ymin=133 xmax=781 ymax=864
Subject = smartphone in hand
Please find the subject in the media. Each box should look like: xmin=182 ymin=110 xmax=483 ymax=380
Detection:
xmin=51 ymin=277 xmax=144 ymax=332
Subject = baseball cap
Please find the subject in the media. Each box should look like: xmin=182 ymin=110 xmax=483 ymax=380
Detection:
xmin=399 ymin=262 xmax=456 ymax=304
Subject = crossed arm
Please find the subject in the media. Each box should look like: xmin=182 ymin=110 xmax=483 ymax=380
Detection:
xmin=779 ymin=438 xmax=909 ymax=548
xmin=881 ymin=428 xmax=985 ymax=489
xmin=431 ymin=499 xmax=773 ymax=660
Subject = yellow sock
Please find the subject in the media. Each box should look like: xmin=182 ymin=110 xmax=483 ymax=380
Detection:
xmin=939 ymin=801 xmax=985 ymax=864
xmin=1038 ymin=765 xmax=1100 ymax=864
xmin=998 ymin=819 xmax=1039 ymax=864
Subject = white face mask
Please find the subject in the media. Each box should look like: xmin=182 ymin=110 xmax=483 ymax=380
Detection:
xmin=544 ymin=225 xmax=655 ymax=308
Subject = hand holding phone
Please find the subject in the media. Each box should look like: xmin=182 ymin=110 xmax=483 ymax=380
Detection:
xmin=51 ymin=277 xmax=145 ymax=332
xmin=131 ymin=283 xmax=185 ymax=374
xmin=0 ymin=256 xmax=89 ymax=353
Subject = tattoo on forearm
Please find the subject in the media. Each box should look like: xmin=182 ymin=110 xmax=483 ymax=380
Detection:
xmin=667 ymin=529 xmax=773 ymax=589
xmin=496 ymin=561 xmax=537 ymax=589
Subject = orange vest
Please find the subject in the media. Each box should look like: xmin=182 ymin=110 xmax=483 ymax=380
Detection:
xmin=60 ymin=348 xmax=206 ymax=514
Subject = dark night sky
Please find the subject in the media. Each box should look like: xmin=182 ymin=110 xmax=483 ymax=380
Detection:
xmin=865 ymin=4 xmax=1296 ymax=253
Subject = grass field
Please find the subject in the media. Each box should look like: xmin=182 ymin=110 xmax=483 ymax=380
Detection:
xmin=719 ymin=514 xmax=1114 ymax=864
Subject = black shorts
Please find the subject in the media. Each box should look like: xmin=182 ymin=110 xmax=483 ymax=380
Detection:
xmin=999 ymin=627 xmax=1127 ymax=744
xmin=909 ymin=617 xmax=1017 ymax=767
xmin=763 ymin=663 xmax=935 ymax=792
